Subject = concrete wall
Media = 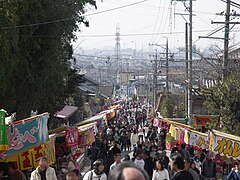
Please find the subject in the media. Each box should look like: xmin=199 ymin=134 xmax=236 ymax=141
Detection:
xmin=99 ymin=85 xmax=113 ymax=97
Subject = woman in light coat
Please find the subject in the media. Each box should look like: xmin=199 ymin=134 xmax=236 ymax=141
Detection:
xmin=130 ymin=130 xmax=139 ymax=149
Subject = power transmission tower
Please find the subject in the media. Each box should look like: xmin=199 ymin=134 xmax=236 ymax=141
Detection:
xmin=115 ymin=24 xmax=121 ymax=85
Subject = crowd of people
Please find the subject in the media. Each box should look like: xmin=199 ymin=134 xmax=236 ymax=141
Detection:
xmin=0 ymin=101 xmax=240 ymax=180
xmin=83 ymin=101 xmax=240 ymax=180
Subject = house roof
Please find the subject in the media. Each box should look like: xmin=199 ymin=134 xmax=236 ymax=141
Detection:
xmin=79 ymin=86 xmax=95 ymax=94
xmin=84 ymin=76 xmax=101 ymax=86
xmin=54 ymin=105 xmax=78 ymax=119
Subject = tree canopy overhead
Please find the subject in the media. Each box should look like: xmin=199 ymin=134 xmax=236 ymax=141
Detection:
xmin=0 ymin=0 xmax=96 ymax=119
xmin=202 ymin=73 xmax=240 ymax=135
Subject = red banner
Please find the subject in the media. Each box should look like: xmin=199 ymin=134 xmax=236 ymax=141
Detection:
xmin=194 ymin=115 xmax=219 ymax=126
xmin=159 ymin=119 xmax=171 ymax=130
xmin=65 ymin=128 xmax=78 ymax=147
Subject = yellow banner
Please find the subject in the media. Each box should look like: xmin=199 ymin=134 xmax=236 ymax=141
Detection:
xmin=19 ymin=150 xmax=33 ymax=170
xmin=45 ymin=138 xmax=55 ymax=165
xmin=3 ymin=137 xmax=56 ymax=171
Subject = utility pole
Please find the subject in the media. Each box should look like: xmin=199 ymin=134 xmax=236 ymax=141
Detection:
xmin=149 ymin=41 xmax=171 ymax=92
xmin=153 ymin=49 xmax=158 ymax=112
xmin=126 ymin=60 xmax=129 ymax=98
xmin=223 ymin=0 xmax=230 ymax=79
xmin=185 ymin=22 xmax=189 ymax=115
xmin=171 ymin=0 xmax=193 ymax=122
xmin=166 ymin=38 xmax=169 ymax=91
xmin=211 ymin=1 xmax=240 ymax=79
xmin=188 ymin=0 xmax=193 ymax=124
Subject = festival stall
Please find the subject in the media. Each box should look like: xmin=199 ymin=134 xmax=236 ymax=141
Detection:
xmin=0 ymin=113 xmax=55 ymax=171
xmin=53 ymin=113 xmax=102 ymax=163
xmin=54 ymin=123 xmax=97 ymax=160
xmin=209 ymin=129 xmax=240 ymax=160
xmin=0 ymin=110 xmax=8 ymax=154
xmin=154 ymin=118 xmax=189 ymax=145
xmin=154 ymin=114 xmax=240 ymax=179
xmin=208 ymin=129 xmax=240 ymax=177
xmin=155 ymin=118 xmax=209 ymax=150
xmin=97 ymin=109 xmax=116 ymax=122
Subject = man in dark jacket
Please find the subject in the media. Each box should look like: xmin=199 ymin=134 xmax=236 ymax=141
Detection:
xmin=120 ymin=131 xmax=128 ymax=151
xmin=171 ymin=156 xmax=194 ymax=180
xmin=202 ymin=152 xmax=216 ymax=180
xmin=144 ymin=151 xmax=154 ymax=179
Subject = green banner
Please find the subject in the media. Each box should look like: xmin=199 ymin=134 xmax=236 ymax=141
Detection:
xmin=0 ymin=110 xmax=8 ymax=152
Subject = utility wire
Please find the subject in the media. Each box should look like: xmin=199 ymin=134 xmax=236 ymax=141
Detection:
xmin=0 ymin=0 xmax=148 ymax=30
xmin=20 ymin=29 xmax=214 ymax=38
xmin=149 ymin=0 xmax=162 ymax=43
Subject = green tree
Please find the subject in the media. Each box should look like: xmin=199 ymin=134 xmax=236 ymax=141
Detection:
xmin=160 ymin=93 xmax=174 ymax=118
xmin=202 ymin=73 xmax=240 ymax=135
xmin=0 ymin=0 xmax=96 ymax=122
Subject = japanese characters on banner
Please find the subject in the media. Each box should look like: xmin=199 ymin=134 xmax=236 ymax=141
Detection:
xmin=19 ymin=145 xmax=45 ymax=170
xmin=65 ymin=127 xmax=79 ymax=147
xmin=9 ymin=140 xmax=56 ymax=171
xmin=79 ymin=128 xmax=95 ymax=146
xmin=158 ymin=119 xmax=171 ymax=130
xmin=211 ymin=130 xmax=240 ymax=160
xmin=0 ymin=110 xmax=8 ymax=153
xmin=188 ymin=131 xmax=208 ymax=150
xmin=177 ymin=128 xmax=185 ymax=145
xmin=5 ymin=113 xmax=49 ymax=156
xmin=45 ymin=137 xmax=56 ymax=165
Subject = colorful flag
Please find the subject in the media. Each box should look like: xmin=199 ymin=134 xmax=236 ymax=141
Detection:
xmin=0 ymin=110 xmax=8 ymax=153
xmin=65 ymin=127 xmax=78 ymax=147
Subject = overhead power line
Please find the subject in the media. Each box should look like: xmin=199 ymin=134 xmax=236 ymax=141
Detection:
xmin=20 ymin=29 xmax=216 ymax=38
xmin=0 ymin=0 xmax=148 ymax=30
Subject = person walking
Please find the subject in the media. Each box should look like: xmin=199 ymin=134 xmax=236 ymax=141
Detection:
xmin=109 ymin=154 xmax=122 ymax=173
xmin=8 ymin=162 xmax=27 ymax=180
xmin=171 ymin=156 xmax=194 ymax=180
xmin=202 ymin=152 xmax=217 ymax=180
xmin=83 ymin=160 xmax=107 ymax=180
xmin=65 ymin=170 xmax=79 ymax=180
xmin=184 ymin=158 xmax=200 ymax=180
xmin=30 ymin=156 xmax=57 ymax=180
xmin=144 ymin=151 xmax=154 ymax=179
xmin=152 ymin=160 xmax=170 ymax=180
xmin=178 ymin=144 xmax=191 ymax=159
xmin=227 ymin=161 xmax=240 ymax=180
xmin=120 ymin=131 xmax=128 ymax=151
xmin=134 ymin=150 xmax=145 ymax=169
xmin=138 ymin=126 xmax=144 ymax=142
xmin=130 ymin=130 xmax=139 ymax=150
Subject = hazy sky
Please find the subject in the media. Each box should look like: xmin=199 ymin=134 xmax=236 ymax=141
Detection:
xmin=74 ymin=0 xmax=239 ymax=51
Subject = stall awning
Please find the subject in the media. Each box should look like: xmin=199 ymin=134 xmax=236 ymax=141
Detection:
xmin=211 ymin=129 xmax=240 ymax=160
xmin=78 ymin=122 xmax=97 ymax=132
xmin=212 ymin=129 xmax=240 ymax=142
xmin=75 ymin=114 xmax=105 ymax=126
xmin=54 ymin=105 xmax=78 ymax=119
